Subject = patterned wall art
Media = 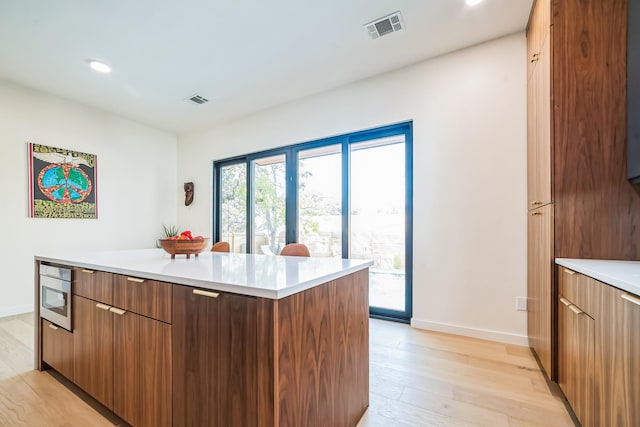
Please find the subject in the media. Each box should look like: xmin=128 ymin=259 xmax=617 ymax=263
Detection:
xmin=28 ymin=143 xmax=98 ymax=218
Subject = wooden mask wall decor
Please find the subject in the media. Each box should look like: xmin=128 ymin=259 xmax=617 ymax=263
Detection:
xmin=184 ymin=182 xmax=194 ymax=206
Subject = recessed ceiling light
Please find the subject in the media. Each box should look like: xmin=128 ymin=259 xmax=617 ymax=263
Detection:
xmin=466 ymin=0 xmax=484 ymax=6
xmin=88 ymin=60 xmax=111 ymax=73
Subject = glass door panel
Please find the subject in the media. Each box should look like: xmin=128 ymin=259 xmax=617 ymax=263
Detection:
xmin=251 ymin=154 xmax=287 ymax=255
xmin=297 ymin=144 xmax=342 ymax=257
xmin=220 ymin=163 xmax=247 ymax=253
xmin=350 ymin=136 xmax=406 ymax=312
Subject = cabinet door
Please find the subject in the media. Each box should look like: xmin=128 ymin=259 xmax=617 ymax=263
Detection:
xmin=113 ymin=275 xmax=172 ymax=323
xmin=527 ymin=203 xmax=553 ymax=375
xmin=172 ymin=286 xmax=258 ymax=427
xmin=609 ymin=290 xmax=640 ymax=426
xmin=113 ymin=310 xmax=172 ymax=427
xmin=74 ymin=268 xmax=113 ymax=304
xmin=41 ymin=319 xmax=74 ymax=381
xmin=73 ymin=295 xmax=113 ymax=409
xmin=558 ymin=296 xmax=595 ymax=427
xmin=526 ymin=0 xmax=550 ymax=82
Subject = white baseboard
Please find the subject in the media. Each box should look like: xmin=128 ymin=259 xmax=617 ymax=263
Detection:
xmin=410 ymin=318 xmax=529 ymax=346
xmin=0 ymin=304 xmax=33 ymax=318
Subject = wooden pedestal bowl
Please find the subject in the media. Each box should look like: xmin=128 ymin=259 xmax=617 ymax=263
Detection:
xmin=158 ymin=238 xmax=210 ymax=259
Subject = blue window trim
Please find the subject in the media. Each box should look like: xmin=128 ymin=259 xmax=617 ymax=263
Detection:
xmin=212 ymin=121 xmax=413 ymax=322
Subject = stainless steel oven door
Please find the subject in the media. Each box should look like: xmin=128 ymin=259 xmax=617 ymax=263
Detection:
xmin=40 ymin=275 xmax=72 ymax=331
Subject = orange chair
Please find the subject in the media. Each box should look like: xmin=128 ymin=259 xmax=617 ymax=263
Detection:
xmin=210 ymin=241 xmax=230 ymax=252
xmin=279 ymin=243 xmax=310 ymax=257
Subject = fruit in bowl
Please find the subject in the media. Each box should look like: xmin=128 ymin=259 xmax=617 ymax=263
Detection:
xmin=158 ymin=230 xmax=210 ymax=259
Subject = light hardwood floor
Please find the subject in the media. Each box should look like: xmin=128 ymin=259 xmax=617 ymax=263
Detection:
xmin=0 ymin=313 xmax=573 ymax=427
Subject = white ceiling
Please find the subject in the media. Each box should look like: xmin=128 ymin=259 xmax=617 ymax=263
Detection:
xmin=0 ymin=0 xmax=533 ymax=134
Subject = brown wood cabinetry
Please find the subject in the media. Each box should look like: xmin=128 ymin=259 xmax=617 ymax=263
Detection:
xmin=527 ymin=203 xmax=553 ymax=375
xmin=73 ymin=294 xmax=114 ymax=409
xmin=113 ymin=309 xmax=172 ymax=427
xmin=41 ymin=319 xmax=74 ymax=381
xmin=526 ymin=0 xmax=639 ymax=381
xmin=172 ymin=285 xmax=258 ymax=427
xmin=113 ymin=274 xmax=171 ymax=323
xmin=73 ymin=268 xmax=113 ymax=304
xmin=71 ymin=270 xmax=172 ymax=426
xmin=558 ymin=269 xmax=594 ymax=427
xmin=558 ymin=267 xmax=639 ymax=427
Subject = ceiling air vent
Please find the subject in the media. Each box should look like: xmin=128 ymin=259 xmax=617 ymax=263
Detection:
xmin=364 ymin=11 xmax=404 ymax=39
xmin=186 ymin=94 xmax=209 ymax=105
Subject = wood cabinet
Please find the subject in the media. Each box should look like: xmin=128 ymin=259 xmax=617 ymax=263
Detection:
xmin=527 ymin=0 xmax=639 ymax=382
xmin=73 ymin=294 xmax=114 ymax=409
xmin=526 ymin=0 xmax=554 ymax=378
xmin=527 ymin=203 xmax=553 ymax=375
xmin=113 ymin=309 xmax=172 ymax=427
xmin=73 ymin=268 xmax=113 ymax=304
xmin=172 ymin=285 xmax=258 ymax=427
xmin=72 ymin=271 xmax=172 ymax=426
xmin=558 ymin=269 xmax=594 ymax=427
xmin=41 ymin=319 xmax=74 ymax=381
xmin=558 ymin=267 xmax=639 ymax=427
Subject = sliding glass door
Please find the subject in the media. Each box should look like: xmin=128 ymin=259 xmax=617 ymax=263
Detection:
xmin=350 ymin=136 xmax=407 ymax=313
xmin=213 ymin=122 xmax=412 ymax=321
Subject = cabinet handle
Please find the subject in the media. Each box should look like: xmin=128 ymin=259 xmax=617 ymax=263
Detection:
xmin=193 ymin=289 xmax=220 ymax=298
xmin=48 ymin=324 xmax=59 ymax=331
xmin=560 ymin=297 xmax=572 ymax=307
xmin=82 ymin=269 xmax=95 ymax=274
xmin=531 ymin=212 xmax=543 ymax=216
xmin=530 ymin=200 xmax=543 ymax=206
xmin=621 ymin=293 xmax=640 ymax=307
xmin=563 ymin=269 xmax=576 ymax=275
xmin=569 ymin=305 xmax=583 ymax=315
xmin=127 ymin=277 xmax=145 ymax=283
xmin=109 ymin=307 xmax=127 ymax=315
xmin=96 ymin=303 xmax=111 ymax=310
xmin=530 ymin=53 xmax=539 ymax=63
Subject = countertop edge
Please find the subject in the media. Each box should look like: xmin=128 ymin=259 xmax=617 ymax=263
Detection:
xmin=35 ymin=254 xmax=373 ymax=300
xmin=556 ymin=258 xmax=640 ymax=297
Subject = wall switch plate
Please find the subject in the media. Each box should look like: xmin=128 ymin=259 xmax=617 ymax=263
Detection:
xmin=516 ymin=296 xmax=528 ymax=311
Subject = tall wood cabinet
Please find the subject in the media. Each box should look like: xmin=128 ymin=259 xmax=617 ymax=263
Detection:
xmin=526 ymin=0 xmax=639 ymax=380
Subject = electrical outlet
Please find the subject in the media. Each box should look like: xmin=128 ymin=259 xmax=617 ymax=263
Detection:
xmin=516 ymin=296 xmax=528 ymax=311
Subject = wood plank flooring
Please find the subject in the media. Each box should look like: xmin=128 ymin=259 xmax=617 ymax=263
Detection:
xmin=0 ymin=313 xmax=573 ymax=427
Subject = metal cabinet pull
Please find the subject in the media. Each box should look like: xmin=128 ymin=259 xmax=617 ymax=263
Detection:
xmin=530 ymin=200 xmax=543 ymax=206
xmin=531 ymin=212 xmax=543 ymax=216
xmin=621 ymin=293 xmax=640 ymax=307
xmin=531 ymin=53 xmax=539 ymax=63
xmin=127 ymin=277 xmax=145 ymax=283
xmin=560 ymin=297 xmax=572 ymax=307
xmin=48 ymin=324 xmax=59 ymax=331
xmin=563 ymin=269 xmax=576 ymax=275
xmin=82 ymin=269 xmax=95 ymax=274
xmin=193 ymin=289 xmax=220 ymax=298
xmin=109 ymin=307 xmax=127 ymax=315
xmin=96 ymin=303 xmax=111 ymax=311
xmin=569 ymin=305 xmax=583 ymax=315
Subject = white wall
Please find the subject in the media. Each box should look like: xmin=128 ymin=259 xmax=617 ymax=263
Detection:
xmin=178 ymin=33 xmax=528 ymax=345
xmin=0 ymin=80 xmax=177 ymax=317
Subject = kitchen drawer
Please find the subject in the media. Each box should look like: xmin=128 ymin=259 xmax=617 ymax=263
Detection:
xmin=42 ymin=319 xmax=74 ymax=381
xmin=73 ymin=268 xmax=113 ymax=304
xmin=558 ymin=267 xmax=599 ymax=317
xmin=114 ymin=275 xmax=172 ymax=323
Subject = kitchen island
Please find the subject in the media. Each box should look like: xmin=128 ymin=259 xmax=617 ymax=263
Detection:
xmin=35 ymin=249 xmax=372 ymax=427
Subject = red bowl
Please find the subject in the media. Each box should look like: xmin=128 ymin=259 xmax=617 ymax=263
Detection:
xmin=158 ymin=238 xmax=210 ymax=259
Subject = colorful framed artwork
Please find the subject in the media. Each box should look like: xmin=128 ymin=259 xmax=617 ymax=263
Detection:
xmin=28 ymin=143 xmax=98 ymax=218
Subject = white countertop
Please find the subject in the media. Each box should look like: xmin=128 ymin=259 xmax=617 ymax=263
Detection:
xmin=36 ymin=249 xmax=373 ymax=299
xmin=556 ymin=258 xmax=640 ymax=296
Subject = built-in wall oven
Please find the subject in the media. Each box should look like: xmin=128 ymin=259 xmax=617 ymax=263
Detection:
xmin=39 ymin=264 xmax=72 ymax=331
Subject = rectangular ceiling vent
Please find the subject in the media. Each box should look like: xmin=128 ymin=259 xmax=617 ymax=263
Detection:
xmin=364 ymin=11 xmax=404 ymax=39
xmin=186 ymin=94 xmax=209 ymax=105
